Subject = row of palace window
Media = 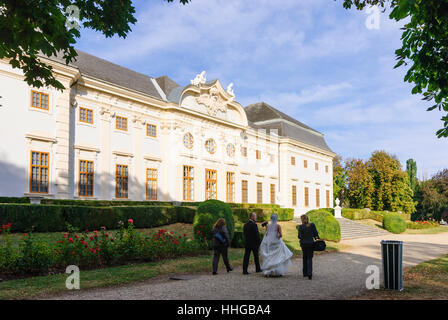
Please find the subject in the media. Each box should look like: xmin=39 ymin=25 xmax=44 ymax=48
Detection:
xmin=291 ymin=157 xmax=329 ymax=173
xmin=29 ymin=152 xmax=330 ymax=206
xmin=182 ymin=165 xmax=331 ymax=207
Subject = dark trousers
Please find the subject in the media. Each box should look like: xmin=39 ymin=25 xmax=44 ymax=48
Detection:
xmin=243 ymin=247 xmax=261 ymax=273
xmin=213 ymin=246 xmax=231 ymax=273
xmin=301 ymin=243 xmax=314 ymax=277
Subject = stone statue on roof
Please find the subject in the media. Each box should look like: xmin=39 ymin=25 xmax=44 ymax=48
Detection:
xmin=191 ymin=71 xmax=206 ymax=86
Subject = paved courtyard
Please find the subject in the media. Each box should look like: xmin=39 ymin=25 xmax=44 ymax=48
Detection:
xmin=44 ymin=232 xmax=448 ymax=300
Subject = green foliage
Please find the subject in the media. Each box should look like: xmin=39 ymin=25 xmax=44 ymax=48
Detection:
xmin=231 ymin=207 xmax=294 ymax=224
xmin=406 ymin=159 xmax=418 ymax=194
xmin=41 ymin=199 xmax=173 ymax=206
xmin=414 ymin=169 xmax=448 ymax=221
xmin=341 ymin=0 xmax=448 ymax=138
xmin=305 ymin=210 xmax=341 ymax=242
xmin=0 ymin=197 xmax=30 ymax=204
xmin=193 ymin=200 xmax=234 ymax=242
xmin=382 ymin=212 xmax=407 ymax=234
xmin=333 ymin=155 xmax=348 ymax=206
xmin=345 ymin=158 xmax=374 ymax=209
xmin=368 ymin=151 xmax=416 ymax=214
xmin=0 ymin=204 xmax=195 ymax=232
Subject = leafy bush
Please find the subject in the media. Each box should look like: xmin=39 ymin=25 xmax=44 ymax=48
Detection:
xmin=382 ymin=213 xmax=407 ymax=234
xmin=193 ymin=200 xmax=234 ymax=242
xmin=342 ymin=208 xmax=410 ymax=222
xmin=305 ymin=210 xmax=341 ymax=242
xmin=41 ymin=199 xmax=173 ymax=206
xmin=231 ymin=207 xmax=294 ymax=224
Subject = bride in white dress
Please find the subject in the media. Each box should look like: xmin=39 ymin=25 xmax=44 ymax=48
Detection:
xmin=260 ymin=214 xmax=293 ymax=277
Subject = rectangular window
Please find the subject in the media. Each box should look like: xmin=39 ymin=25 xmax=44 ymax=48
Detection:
xmin=292 ymin=185 xmax=297 ymax=207
xmin=315 ymin=162 xmax=319 ymax=171
xmin=291 ymin=157 xmax=296 ymax=166
xmin=116 ymin=116 xmax=128 ymax=131
xmin=304 ymin=187 xmax=309 ymax=207
xmin=256 ymin=150 xmax=261 ymax=160
xmin=79 ymin=160 xmax=94 ymax=197
xmin=79 ymin=107 xmax=93 ymax=124
xmin=205 ymin=169 xmax=217 ymax=200
xmin=115 ymin=164 xmax=128 ymax=198
xmin=146 ymin=124 xmax=157 ymax=137
xmin=325 ymin=165 xmax=329 ymax=173
xmin=183 ymin=166 xmax=194 ymax=201
xmin=30 ymin=151 xmax=49 ymax=193
xmin=146 ymin=168 xmax=158 ymax=200
xmin=31 ymin=91 xmax=49 ymax=110
xmin=241 ymin=147 xmax=247 ymax=157
xmin=226 ymin=172 xmax=235 ymax=203
xmin=304 ymin=160 xmax=308 ymax=168
xmin=257 ymin=182 xmax=263 ymax=204
xmin=270 ymin=184 xmax=275 ymax=204
xmin=326 ymin=190 xmax=330 ymax=208
xmin=316 ymin=188 xmax=320 ymax=208
xmin=242 ymin=180 xmax=248 ymax=203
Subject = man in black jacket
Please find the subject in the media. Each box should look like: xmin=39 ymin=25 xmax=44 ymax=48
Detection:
xmin=242 ymin=212 xmax=262 ymax=274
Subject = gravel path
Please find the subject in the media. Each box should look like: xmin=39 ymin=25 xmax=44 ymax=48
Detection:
xmin=43 ymin=232 xmax=448 ymax=300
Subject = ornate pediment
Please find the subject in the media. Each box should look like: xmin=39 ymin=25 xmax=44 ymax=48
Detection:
xmin=196 ymin=86 xmax=228 ymax=116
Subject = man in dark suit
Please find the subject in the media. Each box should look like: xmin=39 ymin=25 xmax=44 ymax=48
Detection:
xmin=243 ymin=212 xmax=262 ymax=274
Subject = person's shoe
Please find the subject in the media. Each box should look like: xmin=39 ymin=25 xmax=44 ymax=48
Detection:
xmin=227 ymin=267 xmax=233 ymax=272
xmin=303 ymin=275 xmax=307 ymax=277
xmin=243 ymin=272 xmax=250 ymax=275
xmin=256 ymin=269 xmax=262 ymax=273
xmin=212 ymin=272 xmax=217 ymax=275
xmin=308 ymin=275 xmax=312 ymax=280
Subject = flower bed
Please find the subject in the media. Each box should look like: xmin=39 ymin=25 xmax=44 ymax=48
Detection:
xmin=407 ymin=220 xmax=440 ymax=229
xmin=0 ymin=220 xmax=208 ymax=277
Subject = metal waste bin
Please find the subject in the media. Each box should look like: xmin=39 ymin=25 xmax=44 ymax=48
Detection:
xmin=381 ymin=240 xmax=403 ymax=291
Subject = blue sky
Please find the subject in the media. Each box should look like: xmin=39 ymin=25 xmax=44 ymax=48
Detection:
xmin=75 ymin=0 xmax=447 ymax=178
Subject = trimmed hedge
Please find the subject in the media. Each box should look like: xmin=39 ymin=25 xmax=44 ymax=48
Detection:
xmin=0 ymin=204 xmax=195 ymax=232
xmin=193 ymin=200 xmax=235 ymax=242
xmin=342 ymin=208 xmax=410 ymax=222
xmin=41 ymin=199 xmax=173 ymax=207
xmin=232 ymin=207 xmax=294 ymax=224
xmin=0 ymin=197 xmax=30 ymax=204
xmin=231 ymin=222 xmax=266 ymax=248
xmin=305 ymin=209 xmax=341 ymax=242
xmin=382 ymin=213 xmax=407 ymax=234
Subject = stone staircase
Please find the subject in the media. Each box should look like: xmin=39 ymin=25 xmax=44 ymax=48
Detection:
xmin=336 ymin=217 xmax=389 ymax=240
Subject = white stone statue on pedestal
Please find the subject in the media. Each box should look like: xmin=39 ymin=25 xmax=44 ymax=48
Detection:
xmin=334 ymin=198 xmax=342 ymax=218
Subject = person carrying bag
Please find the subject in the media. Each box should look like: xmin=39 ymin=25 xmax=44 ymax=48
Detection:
xmin=298 ymin=214 xmax=320 ymax=280
xmin=211 ymin=218 xmax=233 ymax=275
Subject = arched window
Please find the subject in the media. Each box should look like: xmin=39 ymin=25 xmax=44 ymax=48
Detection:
xmin=205 ymin=138 xmax=217 ymax=154
xmin=183 ymin=132 xmax=194 ymax=149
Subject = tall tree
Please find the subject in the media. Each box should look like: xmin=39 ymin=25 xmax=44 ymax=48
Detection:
xmin=406 ymin=158 xmax=418 ymax=194
xmin=345 ymin=158 xmax=374 ymax=209
xmin=367 ymin=150 xmax=416 ymax=213
xmin=0 ymin=0 xmax=190 ymax=90
xmin=340 ymin=0 xmax=448 ymax=138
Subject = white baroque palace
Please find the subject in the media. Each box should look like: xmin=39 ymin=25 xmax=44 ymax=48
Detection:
xmin=0 ymin=51 xmax=335 ymax=216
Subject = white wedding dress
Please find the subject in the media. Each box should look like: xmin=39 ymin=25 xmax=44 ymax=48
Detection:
xmin=260 ymin=216 xmax=293 ymax=277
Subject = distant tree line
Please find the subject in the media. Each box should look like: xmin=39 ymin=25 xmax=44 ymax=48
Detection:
xmin=333 ymin=151 xmax=416 ymax=214
xmin=333 ymin=151 xmax=448 ymax=220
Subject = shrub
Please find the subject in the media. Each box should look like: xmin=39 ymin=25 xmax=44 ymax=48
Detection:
xmin=382 ymin=213 xmax=407 ymax=234
xmin=193 ymin=200 xmax=234 ymax=242
xmin=305 ymin=209 xmax=341 ymax=242
xmin=0 ymin=197 xmax=30 ymax=204
xmin=41 ymin=199 xmax=173 ymax=206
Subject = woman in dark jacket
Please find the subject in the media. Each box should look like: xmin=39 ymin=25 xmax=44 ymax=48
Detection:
xmin=298 ymin=214 xmax=319 ymax=280
xmin=212 ymin=218 xmax=233 ymax=275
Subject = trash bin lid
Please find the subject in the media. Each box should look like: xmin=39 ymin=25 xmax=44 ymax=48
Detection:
xmin=381 ymin=240 xmax=403 ymax=245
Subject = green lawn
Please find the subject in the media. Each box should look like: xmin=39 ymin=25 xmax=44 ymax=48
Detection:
xmin=0 ymin=221 xmax=341 ymax=299
xmin=352 ymin=254 xmax=448 ymax=300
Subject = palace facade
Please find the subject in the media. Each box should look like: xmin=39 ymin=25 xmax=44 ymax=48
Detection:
xmin=0 ymin=50 xmax=335 ymax=216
